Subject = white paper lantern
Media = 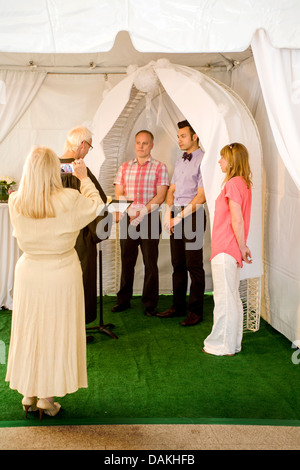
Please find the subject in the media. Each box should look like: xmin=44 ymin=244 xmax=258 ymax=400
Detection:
xmin=133 ymin=66 xmax=159 ymax=94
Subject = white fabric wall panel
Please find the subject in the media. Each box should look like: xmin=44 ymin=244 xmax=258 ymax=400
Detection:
xmin=257 ymin=95 xmax=300 ymax=343
xmin=0 ymin=73 xmax=110 ymax=180
xmin=0 ymin=70 xmax=47 ymax=144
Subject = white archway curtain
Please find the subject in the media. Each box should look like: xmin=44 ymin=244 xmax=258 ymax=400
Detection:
xmin=252 ymin=29 xmax=300 ymax=190
xmin=0 ymin=70 xmax=47 ymax=144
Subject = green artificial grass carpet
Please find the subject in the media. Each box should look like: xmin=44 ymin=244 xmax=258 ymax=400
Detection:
xmin=0 ymin=294 xmax=299 ymax=427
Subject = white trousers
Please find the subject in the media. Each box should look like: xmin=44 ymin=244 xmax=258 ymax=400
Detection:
xmin=203 ymin=253 xmax=243 ymax=356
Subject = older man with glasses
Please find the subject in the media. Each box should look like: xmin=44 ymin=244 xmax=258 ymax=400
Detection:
xmin=60 ymin=126 xmax=109 ymax=340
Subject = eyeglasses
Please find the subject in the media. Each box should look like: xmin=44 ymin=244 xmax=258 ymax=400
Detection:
xmin=82 ymin=140 xmax=93 ymax=151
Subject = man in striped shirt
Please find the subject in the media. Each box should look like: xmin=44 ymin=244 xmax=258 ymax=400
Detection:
xmin=112 ymin=130 xmax=169 ymax=316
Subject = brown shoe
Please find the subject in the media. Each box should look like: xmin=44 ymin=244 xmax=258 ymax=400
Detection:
xmin=181 ymin=312 xmax=202 ymax=326
xmin=156 ymin=307 xmax=179 ymax=318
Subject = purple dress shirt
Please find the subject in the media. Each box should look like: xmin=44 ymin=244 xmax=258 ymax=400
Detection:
xmin=171 ymin=148 xmax=205 ymax=206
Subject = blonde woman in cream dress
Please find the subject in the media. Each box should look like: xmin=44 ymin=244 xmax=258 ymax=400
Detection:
xmin=5 ymin=147 xmax=103 ymax=419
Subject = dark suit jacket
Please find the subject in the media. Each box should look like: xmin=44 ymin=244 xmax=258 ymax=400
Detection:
xmin=60 ymin=159 xmax=111 ymax=323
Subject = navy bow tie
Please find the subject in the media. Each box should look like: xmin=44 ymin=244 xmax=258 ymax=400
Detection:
xmin=182 ymin=152 xmax=192 ymax=161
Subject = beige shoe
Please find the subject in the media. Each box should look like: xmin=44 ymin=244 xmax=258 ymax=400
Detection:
xmin=37 ymin=398 xmax=61 ymax=420
xmin=22 ymin=396 xmax=38 ymax=418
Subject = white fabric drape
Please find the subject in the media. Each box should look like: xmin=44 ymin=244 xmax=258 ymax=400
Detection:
xmin=0 ymin=70 xmax=47 ymax=144
xmin=231 ymin=60 xmax=261 ymax=117
xmin=0 ymin=204 xmax=21 ymax=309
xmin=251 ymin=29 xmax=300 ymax=190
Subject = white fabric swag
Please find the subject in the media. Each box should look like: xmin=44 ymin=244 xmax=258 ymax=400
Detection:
xmin=0 ymin=70 xmax=47 ymax=144
xmin=252 ymin=29 xmax=300 ymax=190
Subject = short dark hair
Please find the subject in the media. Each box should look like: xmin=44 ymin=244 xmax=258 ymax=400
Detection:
xmin=177 ymin=120 xmax=195 ymax=132
xmin=135 ymin=130 xmax=154 ymax=141
xmin=177 ymin=120 xmax=199 ymax=144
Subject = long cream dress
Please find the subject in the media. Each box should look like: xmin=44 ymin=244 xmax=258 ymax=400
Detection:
xmin=5 ymin=178 xmax=102 ymax=398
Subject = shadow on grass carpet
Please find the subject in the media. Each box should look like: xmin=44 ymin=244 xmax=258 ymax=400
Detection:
xmin=0 ymin=294 xmax=299 ymax=427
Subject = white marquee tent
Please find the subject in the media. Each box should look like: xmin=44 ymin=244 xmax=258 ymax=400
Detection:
xmin=0 ymin=1 xmax=299 ymax=344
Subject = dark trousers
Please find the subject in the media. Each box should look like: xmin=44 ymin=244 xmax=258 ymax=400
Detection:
xmin=117 ymin=211 xmax=161 ymax=311
xmin=170 ymin=207 xmax=206 ymax=317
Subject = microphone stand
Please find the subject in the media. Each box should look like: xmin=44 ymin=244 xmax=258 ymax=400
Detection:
xmin=86 ymin=243 xmax=118 ymax=339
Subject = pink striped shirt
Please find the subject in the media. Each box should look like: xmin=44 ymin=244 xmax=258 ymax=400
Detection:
xmin=114 ymin=156 xmax=169 ymax=208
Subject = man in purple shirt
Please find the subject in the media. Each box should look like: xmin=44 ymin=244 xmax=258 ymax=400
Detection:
xmin=157 ymin=120 xmax=206 ymax=326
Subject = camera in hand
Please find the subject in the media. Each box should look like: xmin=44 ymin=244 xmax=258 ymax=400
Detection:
xmin=61 ymin=163 xmax=74 ymax=173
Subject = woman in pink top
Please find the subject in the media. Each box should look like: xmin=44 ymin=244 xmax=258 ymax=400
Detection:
xmin=203 ymin=143 xmax=252 ymax=356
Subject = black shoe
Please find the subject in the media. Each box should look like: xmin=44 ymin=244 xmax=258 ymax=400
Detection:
xmin=111 ymin=302 xmax=131 ymax=312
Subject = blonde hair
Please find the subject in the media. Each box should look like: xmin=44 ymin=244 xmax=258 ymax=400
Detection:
xmin=220 ymin=143 xmax=252 ymax=188
xmin=13 ymin=146 xmax=63 ymax=218
xmin=64 ymin=126 xmax=93 ymax=152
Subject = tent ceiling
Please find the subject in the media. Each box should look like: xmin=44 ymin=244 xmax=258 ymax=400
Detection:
xmin=0 ymin=0 xmax=299 ymax=57
xmin=0 ymin=31 xmax=253 ymax=73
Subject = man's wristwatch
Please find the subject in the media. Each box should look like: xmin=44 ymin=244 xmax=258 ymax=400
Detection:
xmin=176 ymin=212 xmax=183 ymax=219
